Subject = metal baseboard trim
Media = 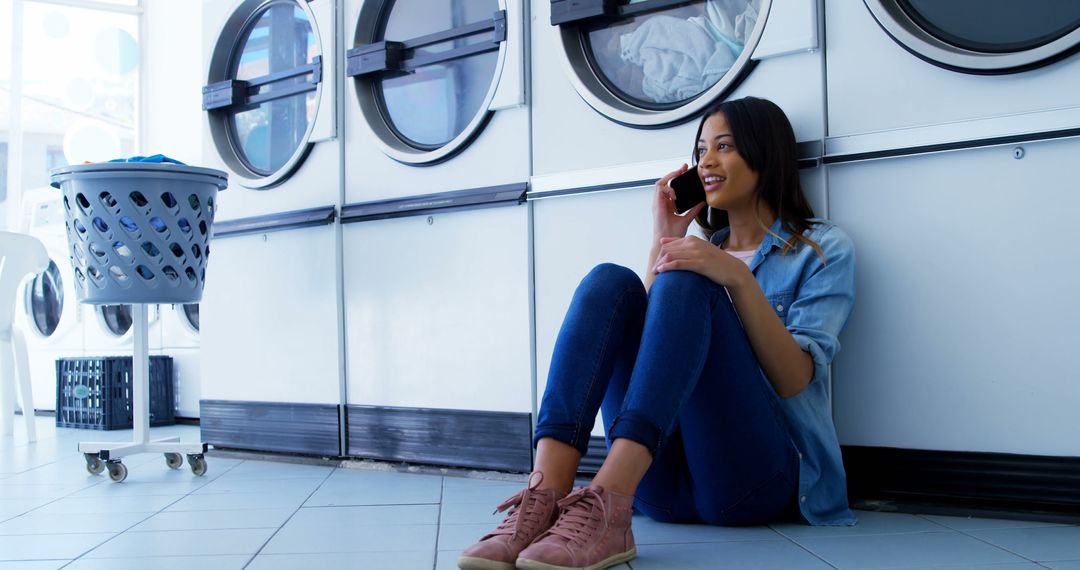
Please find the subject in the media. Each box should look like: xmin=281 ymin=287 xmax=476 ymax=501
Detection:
xmin=200 ymin=400 xmax=340 ymax=456
xmin=579 ymin=435 xmax=609 ymax=475
xmin=843 ymin=446 xmax=1080 ymax=518
xmin=346 ymin=405 xmax=533 ymax=472
xmin=213 ymin=206 xmax=337 ymax=239
xmin=340 ymin=183 xmax=528 ymax=223
xmin=824 ymin=127 xmax=1080 ymax=165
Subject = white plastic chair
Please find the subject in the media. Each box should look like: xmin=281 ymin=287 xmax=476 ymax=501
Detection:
xmin=0 ymin=231 xmax=49 ymax=442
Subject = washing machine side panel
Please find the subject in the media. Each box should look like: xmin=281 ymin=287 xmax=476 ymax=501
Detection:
xmin=343 ymin=207 xmax=532 ymax=413
xmin=83 ymin=306 xmax=160 ymax=355
xmin=211 ymin=143 xmax=342 ymax=222
xmin=201 ymin=226 xmax=340 ymax=404
xmin=800 ymin=168 xmax=827 ymax=219
xmin=162 ymin=347 xmax=201 ymax=418
xmin=826 ymin=0 xmax=1080 ymax=138
xmin=343 ymin=106 xmax=531 ymax=203
xmin=829 ymin=139 xmax=1080 ymax=456
xmin=533 ymin=187 xmax=655 ymax=437
xmin=83 ymin=307 xmax=133 ymax=355
xmin=731 ymin=50 xmax=824 ymax=143
xmin=26 ymin=349 xmax=84 ymax=412
xmin=161 ymin=307 xmax=199 ymax=350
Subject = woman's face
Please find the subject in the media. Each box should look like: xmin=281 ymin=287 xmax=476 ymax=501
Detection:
xmin=696 ymin=112 xmax=760 ymax=212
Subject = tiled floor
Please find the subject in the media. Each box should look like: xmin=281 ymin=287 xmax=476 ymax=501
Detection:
xmin=3 ymin=417 xmax=1080 ymax=569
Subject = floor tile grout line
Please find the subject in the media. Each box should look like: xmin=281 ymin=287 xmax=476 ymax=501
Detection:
xmin=241 ymin=460 xmax=339 ymax=569
xmin=53 ymin=455 xmax=246 ymax=568
xmin=914 ymin=512 xmax=1079 ymax=533
xmin=433 ymin=476 xmax=446 ymax=570
xmin=297 ymin=502 xmax=442 ymax=509
xmin=923 ymin=519 xmax=1054 ymax=566
xmin=770 ymin=528 xmax=967 ymax=540
xmin=769 ymin=525 xmax=846 ymax=570
xmin=777 ymin=520 xmax=1062 ymax=569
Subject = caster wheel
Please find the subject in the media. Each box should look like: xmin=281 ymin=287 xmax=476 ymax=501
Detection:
xmin=165 ymin=453 xmax=183 ymax=469
xmin=84 ymin=453 xmax=104 ymax=475
xmin=107 ymin=460 xmax=128 ymax=483
xmin=187 ymin=454 xmax=208 ymax=477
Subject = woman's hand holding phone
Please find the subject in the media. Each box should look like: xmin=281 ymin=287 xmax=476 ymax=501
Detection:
xmin=653 ymin=164 xmax=706 ymax=241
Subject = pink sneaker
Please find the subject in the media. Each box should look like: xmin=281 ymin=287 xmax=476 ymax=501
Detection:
xmin=458 ymin=473 xmax=566 ymax=570
xmin=516 ymin=485 xmax=636 ymax=570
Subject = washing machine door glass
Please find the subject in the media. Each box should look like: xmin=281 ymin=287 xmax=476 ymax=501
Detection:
xmin=552 ymin=0 xmax=767 ymax=127
xmin=100 ymin=304 xmax=132 ymax=336
xmin=349 ymin=0 xmax=506 ymax=163
xmin=182 ymin=303 xmax=199 ymax=332
xmin=204 ymin=0 xmax=323 ymax=188
xmin=231 ymin=3 xmax=317 ymax=174
xmin=27 ymin=260 xmax=63 ymax=338
xmin=866 ymin=0 xmax=1080 ymax=73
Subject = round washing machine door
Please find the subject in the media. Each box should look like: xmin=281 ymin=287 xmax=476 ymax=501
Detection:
xmin=98 ymin=304 xmax=133 ymax=338
xmin=348 ymin=0 xmax=509 ymax=165
xmin=25 ymin=259 xmax=68 ymax=341
xmin=864 ymin=0 xmax=1080 ymax=74
xmin=181 ymin=303 xmax=199 ymax=333
xmin=93 ymin=303 xmax=159 ymax=339
xmin=204 ymin=0 xmax=325 ymax=189
xmin=551 ymin=0 xmax=769 ymax=128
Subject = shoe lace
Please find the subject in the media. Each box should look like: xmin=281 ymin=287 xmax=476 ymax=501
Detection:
xmin=487 ymin=472 xmax=547 ymax=539
xmin=544 ymin=486 xmax=606 ymax=547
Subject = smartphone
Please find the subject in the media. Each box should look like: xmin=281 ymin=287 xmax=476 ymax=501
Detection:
xmin=670 ymin=167 xmax=705 ymax=215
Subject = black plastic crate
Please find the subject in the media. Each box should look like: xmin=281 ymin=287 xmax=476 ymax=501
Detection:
xmin=56 ymin=356 xmax=176 ymax=430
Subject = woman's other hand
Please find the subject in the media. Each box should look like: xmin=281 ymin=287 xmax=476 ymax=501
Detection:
xmin=653 ymin=236 xmax=752 ymax=288
xmin=653 ymin=164 xmax=706 ymax=241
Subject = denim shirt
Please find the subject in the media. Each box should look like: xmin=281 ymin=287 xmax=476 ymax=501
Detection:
xmin=710 ymin=218 xmax=857 ymax=526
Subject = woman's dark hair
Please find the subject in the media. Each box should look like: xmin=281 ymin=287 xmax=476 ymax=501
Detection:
xmin=692 ymin=96 xmax=822 ymax=258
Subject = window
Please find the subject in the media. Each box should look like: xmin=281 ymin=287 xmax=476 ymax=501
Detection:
xmin=1 ymin=0 xmax=140 ymax=230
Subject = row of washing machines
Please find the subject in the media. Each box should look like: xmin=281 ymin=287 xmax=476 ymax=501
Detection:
xmin=184 ymin=0 xmax=1079 ymax=469
xmin=16 ymin=187 xmax=203 ymax=418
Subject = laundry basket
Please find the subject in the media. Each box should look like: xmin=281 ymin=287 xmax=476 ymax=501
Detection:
xmin=48 ymin=161 xmax=226 ymax=483
xmin=49 ymin=162 xmax=228 ymax=305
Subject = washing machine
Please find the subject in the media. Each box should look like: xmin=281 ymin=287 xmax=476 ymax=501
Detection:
xmin=155 ymin=303 xmax=201 ymax=419
xmin=82 ymin=303 xmax=161 ymax=358
xmin=529 ymin=0 xmax=828 ymax=453
xmin=338 ymin=0 xmax=533 ymax=471
xmin=199 ymin=0 xmax=342 ymax=456
xmin=823 ymin=2 xmax=1080 ymax=464
xmin=826 ymin=1 xmax=1080 ymax=152
xmin=15 ymin=188 xmax=83 ymax=413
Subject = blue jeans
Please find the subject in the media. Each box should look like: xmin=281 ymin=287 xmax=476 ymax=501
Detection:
xmin=534 ymin=264 xmax=799 ymax=526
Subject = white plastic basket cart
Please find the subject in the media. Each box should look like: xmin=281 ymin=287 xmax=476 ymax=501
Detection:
xmin=50 ymin=161 xmax=227 ymax=482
